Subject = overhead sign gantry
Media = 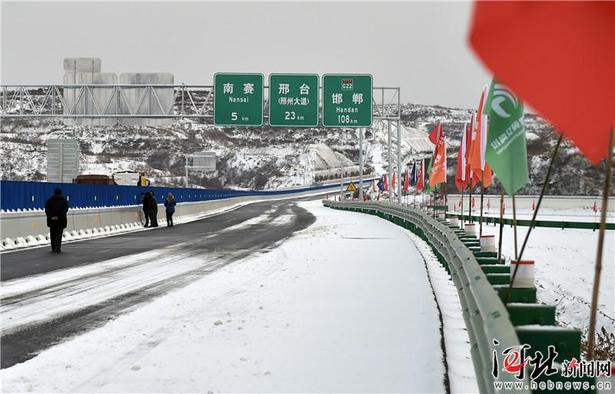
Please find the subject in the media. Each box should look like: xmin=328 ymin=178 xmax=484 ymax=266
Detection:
xmin=268 ymin=73 xmax=319 ymax=127
xmin=212 ymin=72 xmax=372 ymax=128
xmin=213 ymin=73 xmax=264 ymax=126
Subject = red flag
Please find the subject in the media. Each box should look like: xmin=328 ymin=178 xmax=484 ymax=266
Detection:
xmin=532 ymin=199 xmax=535 ymax=211
xmin=469 ymin=86 xmax=489 ymax=175
xmin=429 ymin=125 xmax=447 ymax=187
xmin=482 ymin=164 xmax=494 ymax=189
xmin=429 ymin=122 xmax=442 ymax=145
xmin=392 ymin=173 xmax=397 ymax=191
xmin=403 ymin=167 xmax=410 ymax=193
xmin=592 ymin=201 xmax=598 ymax=213
xmin=383 ymin=174 xmax=389 ymax=191
xmin=416 ymin=160 xmax=425 ymax=192
xmin=469 ymin=1 xmax=615 ymax=164
xmin=455 ymin=122 xmax=470 ymax=192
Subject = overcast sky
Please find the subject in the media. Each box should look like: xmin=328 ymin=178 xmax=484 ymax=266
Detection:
xmin=1 ymin=1 xmax=491 ymax=108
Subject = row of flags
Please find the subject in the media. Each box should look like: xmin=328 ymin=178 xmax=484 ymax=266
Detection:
xmin=373 ymin=73 xmax=531 ymax=198
xmin=434 ymin=76 xmax=530 ymax=197
xmin=374 ymin=158 xmax=427 ymax=194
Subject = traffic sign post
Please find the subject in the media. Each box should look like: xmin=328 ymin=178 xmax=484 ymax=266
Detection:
xmin=214 ymin=73 xmax=264 ymax=126
xmin=268 ymin=74 xmax=319 ymax=127
xmin=322 ymin=74 xmax=373 ymax=127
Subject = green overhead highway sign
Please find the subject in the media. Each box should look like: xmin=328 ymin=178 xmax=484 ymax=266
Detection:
xmin=268 ymin=74 xmax=319 ymax=127
xmin=322 ymin=74 xmax=372 ymax=127
xmin=214 ymin=73 xmax=264 ymax=126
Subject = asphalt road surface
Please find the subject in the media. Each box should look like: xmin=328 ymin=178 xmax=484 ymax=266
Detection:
xmin=0 ymin=199 xmax=316 ymax=368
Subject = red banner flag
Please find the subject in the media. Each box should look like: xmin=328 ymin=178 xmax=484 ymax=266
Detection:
xmin=455 ymin=122 xmax=470 ymax=192
xmin=403 ymin=167 xmax=410 ymax=193
xmin=416 ymin=160 xmax=425 ymax=192
xmin=469 ymin=1 xmax=614 ymax=164
xmin=429 ymin=122 xmax=442 ymax=145
xmin=469 ymin=85 xmax=489 ymax=176
xmin=429 ymin=129 xmax=447 ymax=188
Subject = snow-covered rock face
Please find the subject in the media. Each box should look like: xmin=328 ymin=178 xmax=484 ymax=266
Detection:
xmin=0 ymin=103 xmax=604 ymax=194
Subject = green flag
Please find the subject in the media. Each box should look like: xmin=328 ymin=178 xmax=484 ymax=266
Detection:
xmin=485 ymin=79 xmax=529 ymax=195
xmin=425 ymin=155 xmax=434 ymax=192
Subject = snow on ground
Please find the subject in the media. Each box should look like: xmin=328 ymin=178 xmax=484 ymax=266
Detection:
xmin=477 ymin=217 xmax=615 ymax=337
xmin=474 ymin=207 xmax=615 ymax=224
xmin=0 ymin=200 xmax=450 ymax=393
xmin=403 ymin=230 xmax=478 ymax=393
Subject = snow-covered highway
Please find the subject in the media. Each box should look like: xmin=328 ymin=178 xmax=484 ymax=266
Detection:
xmin=0 ymin=199 xmax=461 ymax=392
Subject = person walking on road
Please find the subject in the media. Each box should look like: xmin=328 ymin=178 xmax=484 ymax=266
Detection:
xmin=45 ymin=188 xmax=69 ymax=253
xmin=148 ymin=191 xmax=159 ymax=227
xmin=164 ymin=192 xmax=176 ymax=227
xmin=141 ymin=192 xmax=150 ymax=227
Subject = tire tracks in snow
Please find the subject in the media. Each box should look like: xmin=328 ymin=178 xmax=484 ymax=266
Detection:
xmin=0 ymin=201 xmax=314 ymax=369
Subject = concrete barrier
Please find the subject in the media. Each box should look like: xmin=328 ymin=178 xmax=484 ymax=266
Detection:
xmin=479 ymin=235 xmax=496 ymax=252
xmin=0 ymin=186 xmax=339 ymax=249
xmin=464 ymin=222 xmax=477 ymax=237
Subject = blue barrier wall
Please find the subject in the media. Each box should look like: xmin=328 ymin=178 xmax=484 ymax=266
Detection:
xmin=0 ymin=179 xmax=372 ymax=211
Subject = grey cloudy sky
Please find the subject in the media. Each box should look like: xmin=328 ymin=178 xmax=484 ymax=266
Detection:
xmin=1 ymin=1 xmax=491 ymax=108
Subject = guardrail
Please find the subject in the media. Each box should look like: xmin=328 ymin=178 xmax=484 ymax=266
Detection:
xmin=446 ymin=212 xmax=615 ymax=231
xmin=323 ymin=200 xmax=530 ymax=393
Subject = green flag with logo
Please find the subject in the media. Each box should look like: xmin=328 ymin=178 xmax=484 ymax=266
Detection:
xmin=485 ymin=79 xmax=529 ymax=195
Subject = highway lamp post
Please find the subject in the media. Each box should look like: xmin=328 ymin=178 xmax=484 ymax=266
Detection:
xmin=397 ymin=119 xmax=402 ymax=203
xmin=340 ymin=165 xmax=344 ymax=200
xmin=387 ymin=120 xmax=392 ymax=203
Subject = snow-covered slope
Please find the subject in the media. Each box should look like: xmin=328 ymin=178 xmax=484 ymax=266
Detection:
xmin=1 ymin=102 xmax=606 ymax=194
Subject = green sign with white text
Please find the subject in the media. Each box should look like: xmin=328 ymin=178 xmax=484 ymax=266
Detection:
xmin=322 ymin=74 xmax=372 ymax=127
xmin=268 ymin=74 xmax=319 ymax=127
xmin=214 ymin=73 xmax=264 ymax=126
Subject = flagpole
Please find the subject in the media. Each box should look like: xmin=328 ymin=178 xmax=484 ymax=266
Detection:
xmin=497 ymin=189 xmax=504 ymax=263
xmin=512 ymin=193 xmax=519 ymax=259
xmin=506 ymin=134 xmax=563 ymax=303
xmin=479 ymin=172 xmax=485 ymax=236
xmin=587 ymin=128 xmax=614 ymax=360
xmin=468 ymin=186 xmax=473 ymax=223
xmin=460 ymin=190 xmax=464 ymax=229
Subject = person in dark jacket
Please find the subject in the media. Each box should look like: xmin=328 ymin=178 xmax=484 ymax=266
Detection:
xmin=45 ymin=188 xmax=69 ymax=253
xmin=142 ymin=192 xmax=150 ymax=227
xmin=164 ymin=192 xmax=177 ymax=227
xmin=148 ymin=192 xmax=159 ymax=227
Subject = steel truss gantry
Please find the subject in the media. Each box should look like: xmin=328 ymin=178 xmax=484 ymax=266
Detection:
xmin=0 ymin=84 xmax=400 ymax=120
xmin=0 ymin=84 xmax=403 ymax=203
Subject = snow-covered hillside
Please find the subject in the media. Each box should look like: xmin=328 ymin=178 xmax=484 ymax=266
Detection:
xmin=0 ymin=102 xmax=606 ymax=194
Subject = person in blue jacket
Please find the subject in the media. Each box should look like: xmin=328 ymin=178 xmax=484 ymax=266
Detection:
xmin=164 ymin=192 xmax=176 ymax=227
